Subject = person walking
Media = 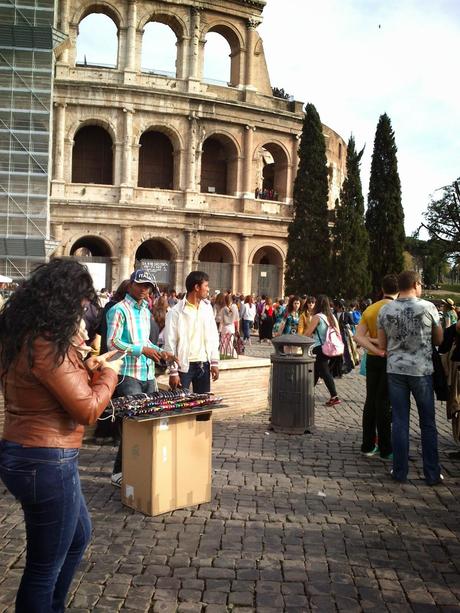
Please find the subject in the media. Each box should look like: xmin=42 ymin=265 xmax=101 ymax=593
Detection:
xmin=0 ymin=259 xmax=123 ymax=612
xmin=354 ymin=274 xmax=399 ymax=460
xmin=378 ymin=270 xmax=444 ymax=484
xmin=259 ymin=297 xmax=275 ymax=343
xmin=164 ymin=270 xmax=220 ymax=392
xmin=304 ymin=294 xmax=341 ymax=406
xmin=106 ymin=269 xmax=177 ymax=487
xmin=241 ymin=295 xmax=256 ymax=343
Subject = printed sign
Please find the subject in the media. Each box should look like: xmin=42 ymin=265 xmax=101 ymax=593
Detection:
xmin=140 ymin=259 xmax=171 ymax=285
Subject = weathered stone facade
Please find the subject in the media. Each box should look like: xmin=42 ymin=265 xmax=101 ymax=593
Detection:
xmin=50 ymin=0 xmax=346 ymax=296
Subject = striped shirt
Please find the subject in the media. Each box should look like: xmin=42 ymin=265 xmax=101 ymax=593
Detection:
xmin=106 ymin=294 xmax=161 ymax=381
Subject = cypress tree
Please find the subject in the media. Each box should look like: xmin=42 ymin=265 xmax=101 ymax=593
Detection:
xmin=285 ymin=103 xmax=330 ymax=295
xmin=366 ymin=113 xmax=405 ymax=294
xmin=332 ymin=136 xmax=370 ymax=299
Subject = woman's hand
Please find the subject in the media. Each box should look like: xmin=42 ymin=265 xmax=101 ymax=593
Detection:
xmin=85 ymin=350 xmax=119 ymax=372
xmin=98 ymin=350 xmax=125 ymax=375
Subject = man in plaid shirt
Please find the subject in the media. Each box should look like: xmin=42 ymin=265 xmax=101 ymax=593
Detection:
xmin=107 ymin=269 xmax=176 ymax=487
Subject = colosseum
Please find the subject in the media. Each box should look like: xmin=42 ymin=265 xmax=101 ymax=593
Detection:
xmin=50 ymin=0 xmax=346 ymax=297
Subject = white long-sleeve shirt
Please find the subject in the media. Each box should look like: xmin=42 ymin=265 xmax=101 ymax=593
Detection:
xmin=164 ymin=297 xmax=220 ymax=375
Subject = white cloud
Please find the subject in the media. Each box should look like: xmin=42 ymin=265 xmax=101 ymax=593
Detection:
xmin=259 ymin=0 xmax=460 ymax=233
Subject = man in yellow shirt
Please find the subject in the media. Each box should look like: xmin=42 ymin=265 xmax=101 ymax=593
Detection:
xmin=354 ymin=275 xmax=399 ymax=459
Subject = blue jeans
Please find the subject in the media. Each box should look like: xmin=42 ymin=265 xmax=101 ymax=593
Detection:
xmin=180 ymin=361 xmax=211 ymax=393
xmin=113 ymin=376 xmax=157 ymax=474
xmin=242 ymin=319 xmax=252 ymax=341
xmin=387 ymin=373 xmax=441 ymax=483
xmin=0 ymin=440 xmax=91 ymax=613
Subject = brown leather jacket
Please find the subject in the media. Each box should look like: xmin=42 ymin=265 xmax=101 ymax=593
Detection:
xmin=2 ymin=338 xmax=118 ymax=448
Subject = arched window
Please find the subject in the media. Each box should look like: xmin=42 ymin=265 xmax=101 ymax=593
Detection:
xmin=70 ymin=236 xmax=111 ymax=257
xmin=138 ymin=131 xmax=174 ymax=189
xmin=203 ymin=32 xmax=231 ymax=85
xmin=135 ymin=239 xmax=173 ymax=289
xmin=251 ymin=246 xmax=283 ymax=299
xmin=141 ymin=22 xmax=177 ymax=77
xmin=200 ymin=136 xmax=238 ymax=196
xmin=76 ymin=13 xmax=118 ymax=68
xmin=72 ymin=125 xmax=113 ymax=185
xmin=198 ymin=242 xmax=233 ymax=293
xmin=256 ymin=143 xmax=289 ymax=201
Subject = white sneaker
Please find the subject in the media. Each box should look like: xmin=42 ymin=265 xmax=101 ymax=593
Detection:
xmin=111 ymin=472 xmax=122 ymax=488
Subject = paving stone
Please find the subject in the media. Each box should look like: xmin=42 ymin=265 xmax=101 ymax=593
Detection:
xmin=0 ymin=358 xmax=459 ymax=612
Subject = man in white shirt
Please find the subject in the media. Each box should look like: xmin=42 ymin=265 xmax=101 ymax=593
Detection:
xmin=164 ymin=271 xmax=219 ymax=392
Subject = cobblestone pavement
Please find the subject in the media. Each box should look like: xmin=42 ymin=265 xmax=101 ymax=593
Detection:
xmin=1 ymin=343 xmax=460 ymax=612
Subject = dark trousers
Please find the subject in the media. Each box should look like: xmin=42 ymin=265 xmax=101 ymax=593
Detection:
xmin=112 ymin=376 xmax=157 ymax=474
xmin=313 ymin=346 xmax=337 ymax=398
xmin=362 ymin=354 xmax=392 ymax=455
xmin=0 ymin=441 xmax=91 ymax=613
xmin=179 ymin=361 xmax=211 ymax=393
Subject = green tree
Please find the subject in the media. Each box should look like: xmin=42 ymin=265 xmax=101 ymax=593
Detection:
xmin=366 ymin=113 xmax=405 ymax=294
xmin=405 ymin=236 xmax=448 ymax=286
xmin=331 ymin=135 xmax=370 ymax=298
xmin=285 ymin=103 xmax=330 ymax=295
xmin=421 ymin=179 xmax=460 ymax=254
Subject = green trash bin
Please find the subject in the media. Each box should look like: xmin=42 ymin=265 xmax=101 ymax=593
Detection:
xmin=270 ymin=334 xmax=316 ymax=434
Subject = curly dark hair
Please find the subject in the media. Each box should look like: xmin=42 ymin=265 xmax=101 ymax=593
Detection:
xmin=0 ymin=258 xmax=98 ymax=372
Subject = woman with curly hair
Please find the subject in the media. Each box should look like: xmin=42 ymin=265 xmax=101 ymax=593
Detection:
xmin=0 ymin=259 xmax=123 ymax=612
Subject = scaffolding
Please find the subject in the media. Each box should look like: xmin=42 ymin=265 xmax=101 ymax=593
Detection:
xmin=0 ymin=0 xmax=60 ymax=279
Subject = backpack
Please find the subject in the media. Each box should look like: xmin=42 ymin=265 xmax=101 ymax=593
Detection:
xmin=318 ymin=314 xmax=344 ymax=357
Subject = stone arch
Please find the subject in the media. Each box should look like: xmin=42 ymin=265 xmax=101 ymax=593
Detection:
xmin=136 ymin=235 xmax=179 ymax=261
xmin=196 ymin=239 xmax=237 ymax=264
xmin=75 ymin=2 xmax=122 ymax=28
xmin=135 ymin=236 xmax=178 ymax=288
xmin=139 ymin=11 xmax=187 ymax=39
xmin=136 ymin=123 xmax=183 ymax=153
xmin=69 ymin=234 xmax=113 ymax=257
xmin=71 ymin=124 xmax=114 ymax=185
xmin=200 ymin=132 xmax=240 ymax=196
xmin=250 ymin=244 xmax=285 ymax=299
xmin=196 ymin=239 xmax=236 ymax=293
xmin=202 ymin=21 xmax=244 ymax=87
xmin=75 ymin=5 xmax=121 ymax=68
xmin=67 ymin=233 xmax=114 ymax=290
xmin=69 ymin=117 xmax=117 ymax=145
xmin=254 ymin=141 xmax=291 ymax=201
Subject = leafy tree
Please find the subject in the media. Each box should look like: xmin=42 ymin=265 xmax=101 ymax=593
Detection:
xmin=331 ymin=135 xmax=370 ymax=298
xmin=421 ymin=179 xmax=460 ymax=254
xmin=365 ymin=113 xmax=405 ymax=294
xmin=405 ymin=236 xmax=448 ymax=286
xmin=285 ymin=103 xmax=330 ymax=295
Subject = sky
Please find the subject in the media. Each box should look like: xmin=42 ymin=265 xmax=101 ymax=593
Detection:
xmin=77 ymin=0 xmax=460 ymax=235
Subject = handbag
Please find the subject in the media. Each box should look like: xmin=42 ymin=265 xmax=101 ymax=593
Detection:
xmin=432 ymin=347 xmax=449 ymax=401
xmin=317 ymin=314 xmax=344 ymax=357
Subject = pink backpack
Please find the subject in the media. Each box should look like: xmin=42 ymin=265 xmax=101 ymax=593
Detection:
xmin=318 ymin=314 xmax=344 ymax=357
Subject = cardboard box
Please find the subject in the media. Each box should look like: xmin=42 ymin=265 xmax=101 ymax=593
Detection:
xmin=121 ymin=410 xmax=212 ymax=516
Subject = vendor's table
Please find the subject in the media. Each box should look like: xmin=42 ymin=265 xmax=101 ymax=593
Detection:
xmin=121 ymin=407 xmax=213 ymax=516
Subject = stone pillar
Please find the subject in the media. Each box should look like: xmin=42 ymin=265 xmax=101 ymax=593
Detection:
xmin=122 ymin=107 xmax=134 ymax=186
xmin=183 ymin=230 xmax=194 ymax=279
xmin=176 ymin=36 xmax=190 ymax=79
xmin=245 ymin=18 xmax=258 ymax=90
xmin=120 ymin=226 xmax=133 ymax=281
xmin=113 ymin=142 xmax=123 ymax=186
xmin=59 ymin=0 xmax=70 ymax=64
xmin=51 ymin=222 xmax=64 ymax=256
xmin=188 ymin=8 xmax=201 ymax=81
xmin=186 ymin=116 xmax=199 ymax=192
xmin=239 ymin=234 xmax=250 ymax=295
xmin=243 ymin=125 xmax=255 ymax=198
xmin=53 ymin=103 xmax=66 ymax=182
xmin=290 ymin=134 xmax=300 ymax=203
xmin=125 ymin=0 xmax=137 ymax=72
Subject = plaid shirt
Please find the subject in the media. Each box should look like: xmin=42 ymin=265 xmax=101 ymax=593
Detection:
xmin=106 ymin=294 xmax=161 ymax=381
